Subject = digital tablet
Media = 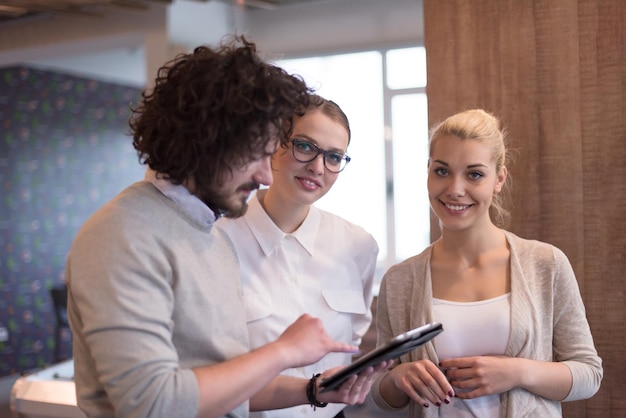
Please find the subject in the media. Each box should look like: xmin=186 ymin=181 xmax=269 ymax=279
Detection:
xmin=319 ymin=322 xmax=443 ymax=393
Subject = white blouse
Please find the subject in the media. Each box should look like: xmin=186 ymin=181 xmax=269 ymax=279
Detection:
xmin=217 ymin=190 xmax=379 ymax=418
xmin=432 ymin=293 xmax=511 ymax=418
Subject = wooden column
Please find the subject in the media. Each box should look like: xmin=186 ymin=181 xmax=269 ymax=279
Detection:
xmin=424 ymin=0 xmax=625 ymax=416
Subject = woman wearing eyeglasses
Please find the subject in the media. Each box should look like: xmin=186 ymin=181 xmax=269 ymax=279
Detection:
xmin=217 ymin=94 xmax=379 ymax=418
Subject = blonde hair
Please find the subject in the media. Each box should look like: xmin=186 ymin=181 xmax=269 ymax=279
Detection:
xmin=428 ymin=109 xmax=511 ymax=227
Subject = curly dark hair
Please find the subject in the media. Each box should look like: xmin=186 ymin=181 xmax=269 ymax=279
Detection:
xmin=129 ymin=35 xmax=313 ymax=199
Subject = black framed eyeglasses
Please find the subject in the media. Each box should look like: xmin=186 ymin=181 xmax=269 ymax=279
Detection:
xmin=291 ymin=139 xmax=351 ymax=173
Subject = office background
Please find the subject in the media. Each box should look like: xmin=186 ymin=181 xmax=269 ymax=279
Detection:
xmin=0 ymin=1 xmax=624 ymax=417
xmin=0 ymin=65 xmax=144 ymax=374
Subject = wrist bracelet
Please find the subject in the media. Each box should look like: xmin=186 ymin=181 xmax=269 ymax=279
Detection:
xmin=306 ymin=373 xmax=328 ymax=410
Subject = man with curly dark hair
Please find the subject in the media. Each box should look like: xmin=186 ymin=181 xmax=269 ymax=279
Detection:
xmin=65 ymin=36 xmax=388 ymax=418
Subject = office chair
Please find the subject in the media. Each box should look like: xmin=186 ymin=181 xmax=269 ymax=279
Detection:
xmin=50 ymin=284 xmax=70 ymax=363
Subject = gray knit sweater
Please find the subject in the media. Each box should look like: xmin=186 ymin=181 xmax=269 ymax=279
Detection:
xmin=372 ymin=230 xmax=602 ymax=418
xmin=66 ymin=181 xmax=249 ymax=418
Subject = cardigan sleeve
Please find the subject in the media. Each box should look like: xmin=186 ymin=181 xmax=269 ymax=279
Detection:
xmin=371 ymin=251 xmax=435 ymax=413
xmin=370 ymin=264 xmax=410 ymax=412
xmin=550 ymin=247 xmax=603 ymax=401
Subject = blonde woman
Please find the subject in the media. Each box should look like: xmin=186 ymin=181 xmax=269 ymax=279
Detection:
xmin=372 ymin=109 xmax=602 ymax=417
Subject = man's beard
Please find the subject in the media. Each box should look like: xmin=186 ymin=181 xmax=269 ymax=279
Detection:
xmin=203 ymin=182 xmax=260 ymax=219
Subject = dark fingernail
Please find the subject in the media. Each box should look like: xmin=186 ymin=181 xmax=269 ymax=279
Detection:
xmin=444 ymin=398 xmax=450 ymax=404
xmin=436 ymin=402 xmax=441 ymax=407
xmin=448 ymin=390 xmax=454 ymax=397
xmin=423 ymin=403 xmax=429 ymax=408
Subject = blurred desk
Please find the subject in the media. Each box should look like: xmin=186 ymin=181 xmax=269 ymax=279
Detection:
xmin=10 ymin=359 xmax=84 ymax=418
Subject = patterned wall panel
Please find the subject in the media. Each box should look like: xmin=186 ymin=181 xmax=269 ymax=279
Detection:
xmin=0 ymin=66 xmax=143 ymax=376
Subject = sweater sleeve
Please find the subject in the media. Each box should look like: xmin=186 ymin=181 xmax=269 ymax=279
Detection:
xmin=550 ymin=247 xmax=603 ymax=401
xmin=67 ymin=206 xmax=200 ymax=418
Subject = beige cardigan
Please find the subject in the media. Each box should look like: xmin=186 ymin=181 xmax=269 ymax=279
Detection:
xmin=372 ymin=231 xmax=603 ymax=418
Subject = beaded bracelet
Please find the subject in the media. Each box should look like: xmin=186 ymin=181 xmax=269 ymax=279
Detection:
xmin=306 ymin=373 xmax=328 ymax=410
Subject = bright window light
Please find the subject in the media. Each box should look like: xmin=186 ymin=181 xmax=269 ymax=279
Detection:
xmin=276 ymin=52 xmax=388 ymax=261
xmin=386 ymin=46 xmax=427 ymax=89
xmin=392 ymin=93 xmax=430 ymax=260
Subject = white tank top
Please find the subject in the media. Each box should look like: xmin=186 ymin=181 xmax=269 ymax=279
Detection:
xmin=432 ymin=293 xmax=511 ymax=418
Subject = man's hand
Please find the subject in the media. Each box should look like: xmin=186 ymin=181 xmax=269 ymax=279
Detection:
xmin=273 ymin=314 xmax=359 ymax=368
xmin=318 ymin=361 xmax=394 ymax=405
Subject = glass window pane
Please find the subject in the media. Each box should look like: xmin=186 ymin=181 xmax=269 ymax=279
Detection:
xmin=392 ymin=93 xmax=430 ymax=260
xmin=275 ymin=52 xmax=388 ymax=262
xmin=386 ymin=47 xmax=427 ymax=89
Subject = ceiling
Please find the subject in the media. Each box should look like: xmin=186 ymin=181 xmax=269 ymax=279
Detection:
xmin=0 ymin=0 xmax=170 ymax=24
xmin=0 ymin=0 xmax=420 ymax=87
xmin=0 ymin=0 xmax=326 ymax=24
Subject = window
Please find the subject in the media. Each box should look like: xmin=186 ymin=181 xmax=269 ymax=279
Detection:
xmin=276 ymin=46 xmax=429 ymax=285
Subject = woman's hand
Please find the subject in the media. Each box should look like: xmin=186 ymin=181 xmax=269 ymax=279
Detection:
xmin=385 ymin=359 xmax=454 ymax=407
xmin=440 ymin=355 xmax=516 ymax=399
xmin=440 ymin=355 xmax=572 ymax=401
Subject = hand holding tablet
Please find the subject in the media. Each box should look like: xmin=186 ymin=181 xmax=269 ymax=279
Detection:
xmin=319 ymin=322 xmax=443 ymax=392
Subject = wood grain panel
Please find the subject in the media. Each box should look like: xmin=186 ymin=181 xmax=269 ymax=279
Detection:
xmin=423 ymin=0 xmax=625 ymax=416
